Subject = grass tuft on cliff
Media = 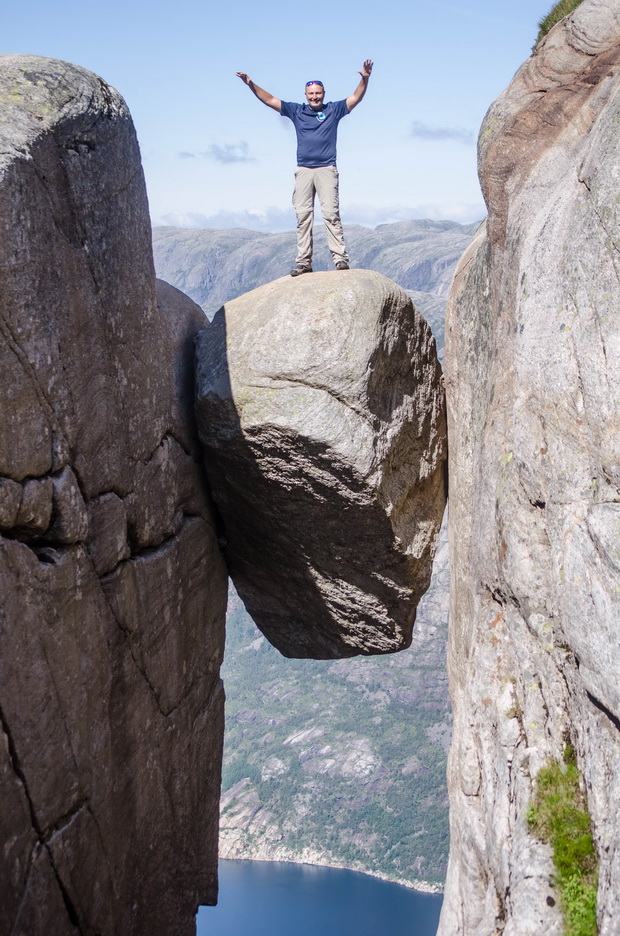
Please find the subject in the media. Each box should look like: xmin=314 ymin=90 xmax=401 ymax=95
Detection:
xmin=534 ymin=0 xmax=584 ymax=48
xmin=527 ymin=746 xmax=598 ymax=936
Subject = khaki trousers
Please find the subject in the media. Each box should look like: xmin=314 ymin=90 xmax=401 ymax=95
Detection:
xmin=292 ymin=165 xmax=349 ymax=267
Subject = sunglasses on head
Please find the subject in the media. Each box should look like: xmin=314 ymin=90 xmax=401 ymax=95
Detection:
xmin=306 ymin=80 xmax=324 ymax=87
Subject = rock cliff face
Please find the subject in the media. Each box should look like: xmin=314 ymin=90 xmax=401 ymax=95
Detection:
xmin=195 ymin=271 xmax=447 ymax=658
xmin=441 ymin=3 xmax=620 ymax=933
xmin=0 ymin=56 xmax=227 ymax=935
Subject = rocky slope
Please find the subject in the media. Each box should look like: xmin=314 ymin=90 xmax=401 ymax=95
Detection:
xmin=20 ymin=15 xmax=620 ymax=931
xmin=440 ymin=3 xmax=620 ymax=933
xmin=195 ymin=271 xmax=447 ymax=659
xmin=0 ymin=56 xmax=227 ymax=935
xmin=220 ymin=519 xmax=450 ymax=890
xmin=152 ymin=219 xmax=479 ymax=318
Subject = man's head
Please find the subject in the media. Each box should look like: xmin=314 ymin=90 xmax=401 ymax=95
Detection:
xmin=305 ymin=81 xmax=325 ymax=111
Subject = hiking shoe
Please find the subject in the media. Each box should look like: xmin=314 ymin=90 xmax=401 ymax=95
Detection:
xmin=291 ymin=265 xmax=312 ymax=277
xmin=335 ymin=261 xmax=349 ymax=271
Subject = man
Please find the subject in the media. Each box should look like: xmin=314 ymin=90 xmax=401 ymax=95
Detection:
xmin=236 ymin=61 xmax=373 ymax=276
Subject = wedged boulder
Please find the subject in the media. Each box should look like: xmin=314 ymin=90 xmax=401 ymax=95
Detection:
xmin=196 ymin=270 xmax=447 ymax=658
xmin=0 ymin=56 xmax=227 ymax=935
xmin=441 ymin=3 xmax=620 ymax=934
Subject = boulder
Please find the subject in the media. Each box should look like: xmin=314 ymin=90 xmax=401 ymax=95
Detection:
xmin=196 ymin=270 xmax=447 ymax=658
xmin=0 ymin=56 xmax=227 ymax=935
xmin=441 ymin=3 xmax=620 ymax=933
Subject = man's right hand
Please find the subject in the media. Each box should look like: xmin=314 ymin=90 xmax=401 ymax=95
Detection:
xmin=236 ymin=74 xmax=282 ymax=112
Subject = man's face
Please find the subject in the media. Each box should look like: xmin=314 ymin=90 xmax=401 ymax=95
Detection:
xmin=305 ymin=83 xmax=325 ymax=111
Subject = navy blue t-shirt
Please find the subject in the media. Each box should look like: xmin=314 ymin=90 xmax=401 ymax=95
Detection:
xmin=280 ymin=99 xmax=349 ymax=168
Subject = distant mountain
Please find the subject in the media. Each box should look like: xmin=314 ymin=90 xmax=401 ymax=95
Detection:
xmin=219 ymin=522 xmax=450 ymax=890
xmin=151 ymin=218 xmax=471 ymax=889
xmin=151 ymin=219 xmax=480 ymax=321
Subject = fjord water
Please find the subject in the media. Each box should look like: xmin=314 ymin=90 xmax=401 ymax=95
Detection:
xmin=197 ymin=860 xmax=442 ymax=936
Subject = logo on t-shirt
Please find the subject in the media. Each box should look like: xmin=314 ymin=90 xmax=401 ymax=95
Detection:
xmin=316 ymin=112 xmax=326 ymax=121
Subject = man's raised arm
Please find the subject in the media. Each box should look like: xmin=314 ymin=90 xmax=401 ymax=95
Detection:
xmin=236 ymin=73 xmax=282 ymax=112
xmin=346 ymin=59 xmax=373 ymax=112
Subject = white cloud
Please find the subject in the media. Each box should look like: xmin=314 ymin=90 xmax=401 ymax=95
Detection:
xmin=152 ymin=201 xmax=485 ymax=232
xmin=152 ymin=206 xmax=296 ymax=231
xmin=342 ymin=202 xmax=485 ymax=226
xmin=203 ymin=141 xmax=256 ymax=163
xmin=411 ymin=121 xmax=475 ymax=144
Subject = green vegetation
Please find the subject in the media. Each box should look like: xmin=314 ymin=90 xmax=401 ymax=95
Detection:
xmin=534 ymin=0 xmax=585 ymax=48
xmin=221 ymin=572 xmax=451 ymax=886
xmin=527 ymin=747 xmax=598 ymax=936
xmin=220 ymin=302 xmax=451 ymax=889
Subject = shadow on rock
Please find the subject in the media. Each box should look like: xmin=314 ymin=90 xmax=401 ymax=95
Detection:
xmin=196 ymin=269 xmax=447 ymax=659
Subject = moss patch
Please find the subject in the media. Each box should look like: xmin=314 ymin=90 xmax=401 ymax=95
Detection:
xmin=534 ymin=0 xmax=585 ymax=49
xmin=527 ymin=746 xmax=598 ymax=936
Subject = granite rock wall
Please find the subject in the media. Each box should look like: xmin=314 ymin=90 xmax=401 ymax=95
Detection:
xmin=0 ymin=56 xmax=227 ymax=936
xmin=440 ymin=3 xmax=620 ymax=933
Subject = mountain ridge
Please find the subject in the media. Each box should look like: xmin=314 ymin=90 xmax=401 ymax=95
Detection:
xmin=219 ymin=518 xmax=450 ymax=892
xmin=153 ymin=215 xmax=464 ymax=892
xmin=152 ymin=218 xmax=480 ymax=318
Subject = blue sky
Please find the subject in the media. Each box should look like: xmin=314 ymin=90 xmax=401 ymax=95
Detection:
xmin=5 ymin=0 xmax=553 ymax=231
